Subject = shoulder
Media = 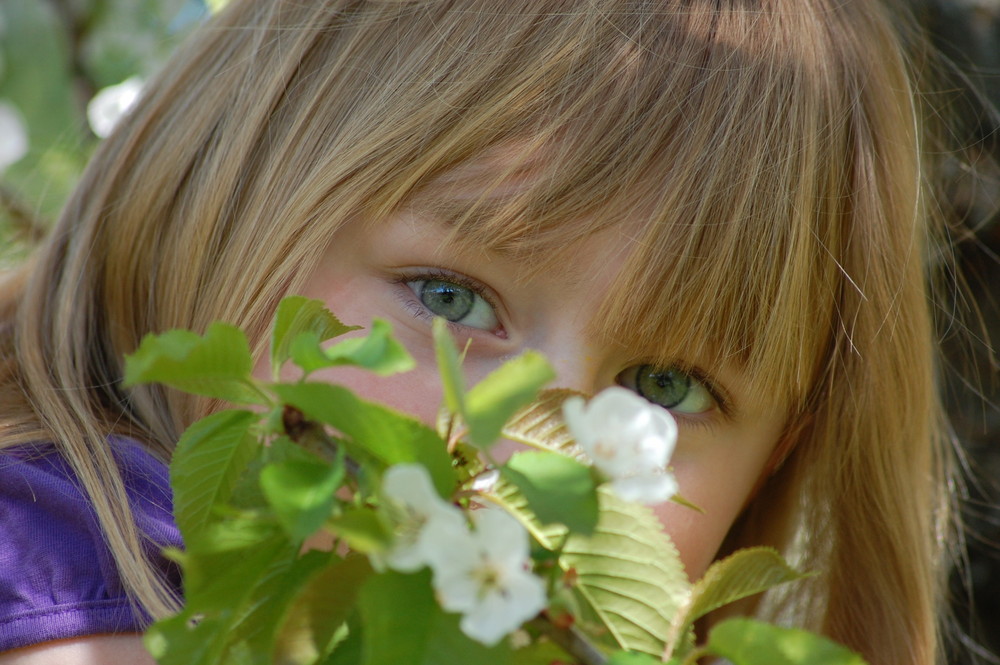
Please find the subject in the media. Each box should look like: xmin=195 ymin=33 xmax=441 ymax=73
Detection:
xmin=0 ymin=635 xmax=158 ymax=665
xmin=0 ymin=440 xmax=181 ymax=655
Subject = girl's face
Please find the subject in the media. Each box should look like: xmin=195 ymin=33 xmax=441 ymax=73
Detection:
xmin=271 ymin=210 xmax=788 ymax=580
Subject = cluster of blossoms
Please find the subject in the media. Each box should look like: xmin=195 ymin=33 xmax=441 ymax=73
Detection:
xmin=378 ymin=388 xmax=679 ymax=646
xmin=380 ymin=464 xmax=547 ymax=646
xmin=563 ymin=387 xmax=679 ymax=505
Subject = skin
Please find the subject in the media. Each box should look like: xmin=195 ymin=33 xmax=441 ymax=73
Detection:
xmin=271 ymin=210 xmax=789 ymax=580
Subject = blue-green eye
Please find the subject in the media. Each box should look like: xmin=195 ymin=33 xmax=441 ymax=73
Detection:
xmin=617 ymin=364 xmax=715 ymax=414
xmin=406 ymin=278 xmax=499 ymax=331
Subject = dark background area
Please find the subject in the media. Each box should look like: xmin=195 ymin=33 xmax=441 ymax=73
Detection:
xmin=916 ymin=1 xmax=1000 ymax=662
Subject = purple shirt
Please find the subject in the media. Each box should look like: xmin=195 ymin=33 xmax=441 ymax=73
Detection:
xmin=0 ymin=438 xmax=182 ymax=653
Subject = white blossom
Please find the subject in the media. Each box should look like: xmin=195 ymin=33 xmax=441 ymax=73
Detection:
xmin=87 ymin=76 xmax=144 ymax=138
xmin=563 ymin=386 xmax=679 ymax=504
xmin=0 ymin=101 xmax=28 ymax=172
xmin=423 ymin=507 xmax=547 ymax=646
xmin=380 ymin=464 xmax=465 ymax=572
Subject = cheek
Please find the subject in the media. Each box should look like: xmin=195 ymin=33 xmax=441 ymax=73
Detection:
xmin=656 ymin=433 xmax=783 ymax=580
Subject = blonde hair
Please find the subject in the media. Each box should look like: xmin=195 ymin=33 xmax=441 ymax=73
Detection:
xmin=0 ymin=1 xmax=956 ymax=662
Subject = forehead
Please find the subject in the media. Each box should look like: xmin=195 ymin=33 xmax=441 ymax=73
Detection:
xmin=385 ymin=145 xmax=832 ymax=416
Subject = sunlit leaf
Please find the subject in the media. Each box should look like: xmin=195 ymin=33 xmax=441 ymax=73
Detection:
xmin=706 ymin=618 xmax=868 ymax=665
xmin=124 ymin=323 xmax=266 ymax=404
xmin=171 ymin=409 xmax=259 ymax=537
xmin=560 ymin=489 xmax=691 ymax=656
xmin=272 ymin=382 xmax=454 ymax=497
xmin=433 ymin=317 xmax=466 ymax=415
xmin=666 ymin=547 xmax=808 ymax=657
xmin=275 ymin=555 xmax=374 ymax=665
xmin=501 ymin=388 xmax=584 ymax=455
xmin=271 ymin=295 xmax=360 ymax=379
xmin=465 ymin=351 xmax=555 ymax=449
xmin=292 ymin=319 xmax=414 ymax=377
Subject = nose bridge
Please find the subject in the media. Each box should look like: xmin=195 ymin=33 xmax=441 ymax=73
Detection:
xmin=535 ymin=325 xmax=605 ymax=396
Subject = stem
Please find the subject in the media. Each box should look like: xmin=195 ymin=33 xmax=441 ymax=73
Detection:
xmin=527 ymin=615 xmax=608 ymax=665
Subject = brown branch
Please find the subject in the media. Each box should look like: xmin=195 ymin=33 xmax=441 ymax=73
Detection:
xmin=0 ymin=183 xmax=47 ymax=242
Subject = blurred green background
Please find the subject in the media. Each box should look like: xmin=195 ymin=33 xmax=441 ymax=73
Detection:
xmin=0 ymin=0 xmax=998 ymax=662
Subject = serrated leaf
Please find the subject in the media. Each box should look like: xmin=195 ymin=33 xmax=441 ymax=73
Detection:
xmin=478 ymin=474 xmax=568 ymax=552
xmin=180 ymin=518 xmax=293 ymax=613
xmin=171 ymin=409 xmax=259 ymax=538
xmin=560 ymin=489 xmax=691 ymax=656
xmin=124 ymin=323 xmax=266 ymax=404
xmin=271 ymin=295 xmax=360 ymax=379
xmin=502 ymin=451 xmax=599 ymax=534
xmin=275 ymin=555 xmax=374 ymax=665
xmin=305 ymin=318 xmax=414 ymax=376
xmin=260 ymin=453 xmax=345 ymax=541
xmin=465 ymin=351 xmax=555 ymax=449
xmin=707 ymin=618 xmax=868 ymax=665
xmin=666 ymin=547 xmax=808 ymax=657
xmin=433 ymin=317 xmax=466 ymax=415
xmin=272 ymin=382 xmax=455 ymax=497
xmin=231 ymin=549 xmax=335 ymax=659
xmin=501 ymin=389 xmax=584 ymax=455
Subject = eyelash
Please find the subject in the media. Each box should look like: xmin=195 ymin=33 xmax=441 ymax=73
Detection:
xmin=390 ymin=269 xmax=733 ymax=427
xmin=391 ymin=268 xmax=507 ymax=337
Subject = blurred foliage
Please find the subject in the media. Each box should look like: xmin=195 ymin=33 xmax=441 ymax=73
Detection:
xmin=0 ymin=0 xmax=206 ymax=266
xmin=0 ymin=0 xmax=998 ymax=661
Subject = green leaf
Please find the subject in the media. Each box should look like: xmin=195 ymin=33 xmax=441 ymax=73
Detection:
xmin=501 ymin=389 xmax=583 ymax=455
xmin=171 ymin=409 xmax=259 ymax=538
xmin=502 ymin=451 xmax=599 ymax=535
xmin=260 ymin=453 xmax=345 ymax=541
xmin=271 ymin=295 xmax=360 ymax=379
xmin=706 ymin=618 xmax=868 ymax=665
xmin=292 ymin=319 xmax=413 ymax=376
xmin=478 ymin=474 xmax=568 ymax=552
xmin=179 ymin=518 xmax=293 ymax=613
xmin=145 ymin=612 xmax=231 ymax=665
xmin=231 ymin=549 xmax=336 ymax=660
xmin=327 ymin=507 xmax=394 ymax=554
xmin=607 ymin=651 xmax=667 ymax=665
xmin=465 ymin=351 xmax=555 ymax=449
xmin=275 ymin=555 xmax=375 ymax=665
xmin=666 ymin=547 xmax=808 ymax=657
xmin=560 ymin=489 xmax=691 ymax=656
xmin=272 ymin=382 xmax=455 ymax=497
xmin=124 ymin=322 xmax=266 ymax=404
xmin=357 ymin=570 xmax=512 ymax=665
xmin=433 ymin=317 xmax=466 ymax=415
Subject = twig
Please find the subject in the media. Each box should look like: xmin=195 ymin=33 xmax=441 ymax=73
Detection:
xmin=527 ymin=615 xmax=608 ymax=665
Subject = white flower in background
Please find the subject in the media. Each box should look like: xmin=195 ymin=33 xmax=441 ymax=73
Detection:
xmin=0 ymin=101 xmax=28 ymax=172
xmin=563 ymin=386 xmax=679 ymax=504
xmin=381 ymin=464 xmax=465 ymax=572
xmin=87 ymin=76 xmax=144 ymax=138
xmin=423 ymin=507 xmax=547 ymax=646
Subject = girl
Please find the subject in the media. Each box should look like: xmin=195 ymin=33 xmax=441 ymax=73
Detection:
xmin=0 ymin=1 xmax=966 ymax=663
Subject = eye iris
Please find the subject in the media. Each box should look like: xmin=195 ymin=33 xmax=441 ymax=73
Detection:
xmin=636 ymin=365 xmax=690 ymax=408
xmin=420 ymin=279 xmax=474 ymax=321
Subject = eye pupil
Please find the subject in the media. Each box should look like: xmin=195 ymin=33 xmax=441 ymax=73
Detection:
xmin=636 ymin=365 xmax=690 ymax=408
xmin=421 ymin=279 xmax=474 ymax=321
